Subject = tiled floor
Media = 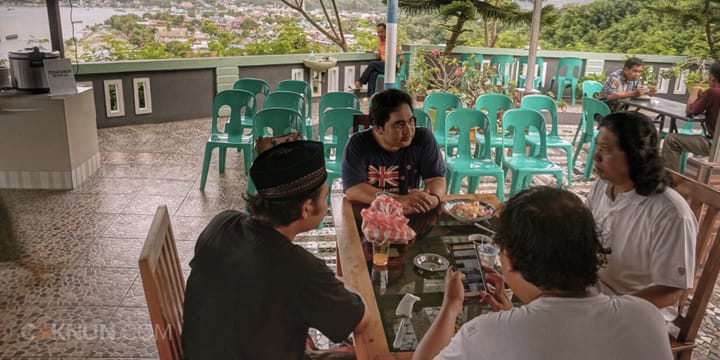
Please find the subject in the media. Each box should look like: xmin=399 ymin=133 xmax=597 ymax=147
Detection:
xmin=0 ymin=104 xmax=719 ymax=359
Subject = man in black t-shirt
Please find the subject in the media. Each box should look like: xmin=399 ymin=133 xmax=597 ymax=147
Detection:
xmin=182 ymin=141 xmax=368 ymax=360
xmin=342 ymin=89 xmax=446 ymax=215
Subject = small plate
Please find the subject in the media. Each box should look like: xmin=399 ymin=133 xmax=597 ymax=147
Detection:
xmin=634 ymin=95 xmax=651 ymax=101
xmin=413 ymin=253 xmax=450 ymax=272
xmin=442 ymin=199 xmax=495 ymax=223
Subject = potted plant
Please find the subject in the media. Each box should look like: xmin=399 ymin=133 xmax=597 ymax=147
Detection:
xmin=407 ymin=48 xmax=497 ymax=107
xmin=640 ymin=65 xmax=659 ymax=89
xmin=546 ymin=91 xmax=567 ymax=111
xmin=660 ymin=56 xmax=710 ymax=89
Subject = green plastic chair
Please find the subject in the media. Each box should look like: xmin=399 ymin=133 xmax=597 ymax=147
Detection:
xmin=444 ymin=109 xmax=505 ymax=202
xmin=319 ymin=92 xmax=361 ymax=115
xmin=501 ymin=108 xmax=564 ymax=196
xmin=460 ymin=53 xmax=483 ymax=69
xmin=276 ymin=80 xmax=314 ymax=140
xmin=264 ymin=91 xmax=307 ymax=138
xmin=573 ymin=97 xmax=610 ymax=180
xmin=551 ymin=57 xmax=583 ymax=106
xmin=200 ymin=89 xmax=257 ymax=190
xmin=413 ymin=108 xmax=433 ymax=129
xmin=489 ymin=55 xmax=515 ymax=88
xmin=572 ymin=80 xmax=604 ymax=145
xmin=521 ymin=95 xmax=573 ymax=187
xmin=245 ymin=108 xmax=306 ymax=196
xmin=318 ymin=92 xmax=362 ymax=153
xmin=232 ymin=78 xmax=268 ymax=131
xmin=379 ymin=52 xmax=411 ymax=90
xmin=517 ymin=56 xmax=544 ymax=90
xmin=319 ymin=108 xmax=364 ymax=198
xmin=473 ymin=93 xmax=515 ymax=165
xmin=425 ymin=92 xmax=463 ymax=154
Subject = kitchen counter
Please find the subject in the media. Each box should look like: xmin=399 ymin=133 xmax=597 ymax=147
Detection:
xmin=0 ymin=87 xmax=100 ymax=189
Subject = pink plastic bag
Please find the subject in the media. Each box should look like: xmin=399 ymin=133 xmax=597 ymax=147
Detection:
xmin=360 ymin=195 xmax=416 ymax=245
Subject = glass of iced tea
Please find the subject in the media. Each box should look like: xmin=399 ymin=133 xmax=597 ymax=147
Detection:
xmin=372 ymin=242 xmax=390 ymax=266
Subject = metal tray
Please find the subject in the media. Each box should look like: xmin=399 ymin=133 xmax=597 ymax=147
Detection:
xmin=413 ymin=253 xmax=450 ymax=272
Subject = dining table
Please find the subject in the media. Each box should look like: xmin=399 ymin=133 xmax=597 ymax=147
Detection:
xmin=332 ymin=193 xmax=501 ymax=359
xmin=618 ymin=96 xmax=706 ymax=136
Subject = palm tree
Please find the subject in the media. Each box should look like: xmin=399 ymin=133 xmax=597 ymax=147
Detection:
xmin=398 ymin=0 xmax=555 ymax=55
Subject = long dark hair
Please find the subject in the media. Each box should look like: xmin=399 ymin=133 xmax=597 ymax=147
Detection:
xmin=599 ymin=112 xmax=670 ymax=195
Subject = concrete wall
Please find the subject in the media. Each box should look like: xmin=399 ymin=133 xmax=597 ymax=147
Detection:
xmin=73 ymin=49 xmax=693 ymax=127
xmin=76 ymin=69 xmax=214 ymax=128
xmin=75 ymin=53 xmax=376 ymax=127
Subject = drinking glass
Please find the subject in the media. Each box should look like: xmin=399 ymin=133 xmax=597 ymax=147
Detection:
xmin=476 ymin=243 xmax=499 ymax=268
xmin=372 ymin=242 xmax=390 ymax=266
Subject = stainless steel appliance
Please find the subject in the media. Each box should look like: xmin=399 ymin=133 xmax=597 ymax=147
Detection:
xmin=8 ymin=47 xmax=60 ymax=92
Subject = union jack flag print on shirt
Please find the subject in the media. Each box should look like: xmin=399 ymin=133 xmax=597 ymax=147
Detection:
xmin=367 ymin=165 xmax=400 ymax=188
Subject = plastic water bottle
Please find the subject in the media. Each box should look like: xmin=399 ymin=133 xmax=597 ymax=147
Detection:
xmin=309 ymin=50 xmax=315 ymax=60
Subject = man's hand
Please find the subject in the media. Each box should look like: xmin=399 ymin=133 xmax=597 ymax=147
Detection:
xmin=442 ymin=268 xmax=465 ymax=316
xmin=648 ymin=86 xmax=657 ymax=96
xmin=480 ymin=265 xmax=513 ymax=311
xmin=635 ymin=87 xmax=646 ymax=97
xmin=397 ymin=190 xmax=438 ymax=215
xmin=691 ymin=86 xmax=705 ymax=98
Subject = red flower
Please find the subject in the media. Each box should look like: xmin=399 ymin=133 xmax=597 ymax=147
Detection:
xmin=454 ymin=68 xmax=465 ymax=77
xmin=430 ymin=49 xmax=440 ymax=57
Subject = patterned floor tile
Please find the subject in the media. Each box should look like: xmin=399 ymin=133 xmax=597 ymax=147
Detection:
xmin=0 ymin=264 xmax=41 ymax=309
xmin=0 ymin=306 xmax=115 ymax=358
xmin=175 ymin=197 xmax=237 ymax=218
xmin=119 ymin=275 xmax=146 ymax=308
xmin=139 ymin=179 xmax=194 ymax=197
xmin=88 ymin=307 xmax=159 ymax=359
xmin=102 ymin=215 xmax=156 ymax=239
xmin=66 ymin=194 xmax=135 ymax=214
xmin=170 ymin=216 xmax=212 ymax=241
xmin=79 ymin=238 xmax=144 ymax=269
xmin=18 ymin=235 xmax=95 ymax=272
xmin=23 ymin=268 xmax=136 ymax=307
xmin=81 ymin=178 xmax=152 ymax=195
xmin=122 ymin=195 xmax=185 ymax=216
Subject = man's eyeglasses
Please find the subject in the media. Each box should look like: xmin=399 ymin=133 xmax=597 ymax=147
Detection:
xmin=390 ymin=116 xmax=417 ymax=131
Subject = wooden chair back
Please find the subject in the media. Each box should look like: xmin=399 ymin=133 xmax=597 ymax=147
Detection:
xmin=668 ymin=170 xmax=720 ymax=359
xmin=352 ymin=114 xmax=372 ymax=133
xmin=139 ymin=205 xmax=185 ymax=360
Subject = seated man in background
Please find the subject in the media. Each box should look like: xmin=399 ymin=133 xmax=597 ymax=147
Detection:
xmin=347 ymin=23 xmax=403 ymax=97
xmin=662 ymin=60 xmax=720 ymax=171
xmin=598 ymin=57 xmax=656 ymax=111
xmin=342 ymin=89 xmax=445 ymax=215
xmin=183 ymin=141 xmax=368 ymax=359
xmin=587 ymin=111 xmax=697 ymax=320
xmin=413 ymin=186 xmax=673 ymax=360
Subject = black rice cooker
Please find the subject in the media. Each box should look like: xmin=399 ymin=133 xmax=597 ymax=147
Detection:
xmin=9 ymin=47 xmax=60 ymax=92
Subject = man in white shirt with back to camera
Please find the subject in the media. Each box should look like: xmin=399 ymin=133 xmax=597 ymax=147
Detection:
xmin=587 ymin=111 xmax=697 ymax=320
xmin=414 ymin=186 xmax=673 ymax=360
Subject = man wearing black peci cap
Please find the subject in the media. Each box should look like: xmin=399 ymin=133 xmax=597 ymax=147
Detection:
xmin=182 ymin=141 xmax=368 ymax=360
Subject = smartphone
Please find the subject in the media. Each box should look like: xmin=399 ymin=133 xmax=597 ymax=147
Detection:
xmin=448 ymin=242 xmax=487 ymax=296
